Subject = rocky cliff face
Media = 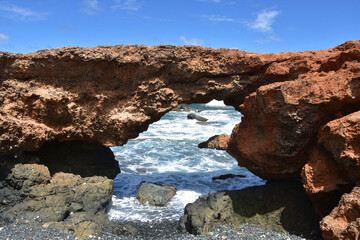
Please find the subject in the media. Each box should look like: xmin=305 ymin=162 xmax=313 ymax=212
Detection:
xmin=1 ymin=42 xmax=358 ymax=156
xmin=1 ymin=41 xmax=360 ymax=239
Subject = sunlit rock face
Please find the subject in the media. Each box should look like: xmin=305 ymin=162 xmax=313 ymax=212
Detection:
xmin=1 ymin=41 xmax=358 ymax=157
xmin=1 ymin=41 xmax=360 ymax=239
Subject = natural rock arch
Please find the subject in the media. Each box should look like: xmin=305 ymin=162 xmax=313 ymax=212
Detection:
xmin=1 ymin=41 xmax=360 ymax=239
xmin=1 ymin=42 xmax=358 ymax=157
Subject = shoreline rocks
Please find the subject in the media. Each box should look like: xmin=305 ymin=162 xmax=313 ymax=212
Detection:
xmin=187 ymin=113 xmax=208 ymax=122
xmin=1 ymin=41 xmax=360 ymax=239
xmin=137 ymin=182 xmax=177 ymax=207
xmin=179 ymin=180 xmax=321 ymax=239
xmin=212 ymin=174 xmax=246 ymax=181
xmin=0 ymin=163 xmax=114 ymax=239
xmin=198 ymin=134 xmax=230 ymax=150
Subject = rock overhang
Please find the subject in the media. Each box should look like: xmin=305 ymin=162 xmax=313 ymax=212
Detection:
xmin=1 ymin=41 xmax=360 ymax=240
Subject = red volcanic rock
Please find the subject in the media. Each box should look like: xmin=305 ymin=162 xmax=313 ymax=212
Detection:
xmin=320 ymin=186 xmax=360 ymax=240
xmin=302 ymin=146 xmax=347 ymax=196
xmin=198 ymin=134 xmax=230 ymax=150
xmin=227 ymin=49 xmax=360 ymax=179
xmin=301 ymin=146 xmax=350 ymax=217
xmin=1 ymin=41 xmax=360 ymax=157
xmin=318 ymin=110 xmax=360 ymax=183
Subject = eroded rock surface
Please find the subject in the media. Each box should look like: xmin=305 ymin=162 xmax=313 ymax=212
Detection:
xmin=0 ymin=163 xmax=115 ymax=239
xmin=1 ymin=41 xmax=360 ymax=239
xmin=320 ymin=186 xmax=360 ymax=240
xmin=198 ymin=134 xmax=230 ymax=150
xmin=1 ymin=41 xmax=359 ymax=157
xmin=179 ymin=180 xmax=320 ymax=238
xmin=318 ymin=110 xmax=360 ymax=183
xmin=137 ymin=182 xmax=177 ymax=206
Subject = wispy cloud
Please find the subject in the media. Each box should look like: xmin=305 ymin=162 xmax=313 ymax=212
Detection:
xmin=0 ymin=33 xmax=9 ymax=46
xmin=112 ymin=0 xmax=142 ymax=11
xmin=82 ymin=0 xmax=101 ymax=15
xmin=248 ymin=10 xmax=280 ymax=32
xmin=198 ymin=0 xmax=222 ymax=3
xmin=202 ymin=14 xmax=236 ymax=22
xmin=180 ymin=36 xmax=204 ymax=46
xmin=0 ymin=2 xmax=48 ymax=21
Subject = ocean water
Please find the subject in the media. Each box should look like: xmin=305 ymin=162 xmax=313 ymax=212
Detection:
xmin=109 ymin=100 xmax=265 ymax=222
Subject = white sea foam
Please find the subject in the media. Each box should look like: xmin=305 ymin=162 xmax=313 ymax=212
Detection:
xmin=205 ymin=99 xmax=226 ymax=107
xmin=109 ymin=103 xmax=265 ymax=222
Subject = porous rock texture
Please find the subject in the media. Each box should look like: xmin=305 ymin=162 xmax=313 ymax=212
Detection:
xmin=1 ymin=41 xmax=360 ymax=239
xmin=0 ymin=41 xmax=358 ymax=157
xmin=0 ymin=163 xmax=116 ymax=239
xmin=320 ymin=186 xmax=360 ymax=240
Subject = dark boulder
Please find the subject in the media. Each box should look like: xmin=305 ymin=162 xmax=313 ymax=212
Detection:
xmin=187 ymin=113 xmax=208 ymax=122
xmin=179 ymin=180 xmax=321 ymax=238
xmin=0 ymin=163 xmax=114 ymax=239
xmin=172 ymin=104 xmax=203 ymax=112
xmin=137 ymin=182 xmax=177 ymax=206
xmin=198 ymin=134 xmax=230 ymax=150
xmin=212 ymin=174 xmax=246 ymax=181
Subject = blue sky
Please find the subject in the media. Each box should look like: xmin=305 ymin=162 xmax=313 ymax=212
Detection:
xmin=0 ymin=0 xmax=359 ymax=53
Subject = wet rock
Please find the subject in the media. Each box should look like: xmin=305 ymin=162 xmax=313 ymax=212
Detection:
xmin=136 ymin=168 xmax=147 ymax=174
xmin=198 ymin=134 xmax=230 ymax=150
xmin=320 ymin=186 xmax=360 ymax=240
xmin=187 ymin=113 xmax=208 ymax=122
xmin=137 ymin=182 xmax=177 ymax=206
xmin=179 ymin=180 xmax=321 ymax=238
xmin=212 ymin=173 xmax=246 ymax=181
xmin=25 ymin=140 xmax=120 ymax=179
xmin=172 ymin=104 xmax=203 ymax=112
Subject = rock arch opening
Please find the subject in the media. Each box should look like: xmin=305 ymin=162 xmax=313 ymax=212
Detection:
xmin=108 ymin=100 xmax=264 ymax=222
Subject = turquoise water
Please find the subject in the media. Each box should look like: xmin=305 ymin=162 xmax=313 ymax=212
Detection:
xmin=109 ymin=100 xmax=265 ymax=222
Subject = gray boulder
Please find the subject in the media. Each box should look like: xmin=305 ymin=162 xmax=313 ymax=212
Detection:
xmin=179 ymin=180 xmax=321 ymax=239
xmin=187 ymin=113 xmax=208 ymax=122
xmin=0 ymin=163 xmax=114 ymax=239
xmin=137 ymin=182 xmax=177 ymax=206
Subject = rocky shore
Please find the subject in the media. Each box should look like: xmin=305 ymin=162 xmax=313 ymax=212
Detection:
xmin=1 ymin=41 xmax=360 ymax=239
xmin=0 ymin=221 xmax=311 ymax=240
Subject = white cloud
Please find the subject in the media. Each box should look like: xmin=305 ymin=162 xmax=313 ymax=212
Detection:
xmin=202 ymin=14 xmax=235 ymax=22
xmin=198 ymin=0 xmax=221 ymax=3
xmin=112 ymin=0 xmax=142 ymax=11
xmin=248 ymin=10 xmax=280 ymax=32
xmin=0 ymin=33 xmax=9 ymax=46
xmin=0 ymin=3 xmax=48 ymax=21
xmin=180 ymin=36 xmax=204 ymax=46
xmin=82 ymin=0 xmax=101 ymax=15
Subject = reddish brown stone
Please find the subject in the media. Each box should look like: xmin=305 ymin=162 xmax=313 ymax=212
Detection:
xmin=198 ymin=134 xmax=230 ymax=150
xmin=1 ymin=41 xmax=360 ymax=157
xmin=321 ymin=186 xmax=360 ymax=240
xmin=319 ymin=110 xmax=360 ymax=183
xmin=301 ymin=146 xmax=350 ymax=217
xmin=302 ymin=146 xmax=346 ymax=196
xmin=227 ymin=62 xmax=360 ymax=179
